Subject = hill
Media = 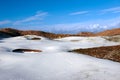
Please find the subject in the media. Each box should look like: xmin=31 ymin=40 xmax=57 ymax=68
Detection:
xmin=1 ymin=28 xmax=120 ymax=39
xmin=96 ymin=28 xmax=120 ymax=36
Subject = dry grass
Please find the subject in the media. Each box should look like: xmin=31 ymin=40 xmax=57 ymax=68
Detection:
xmin=103 ymin=50 xmax=120 ymax=62
xmin=1 ymin=28 xmax=120 ymax=39
xmin=12 ymin=49 xmax=42 ymax=53
xmin=31 ymin=37 xmax=41 ymax=40
xmin=96 ymin=28 xmax=120 ymax=36
xmin=0 ymin=28 xmax=95 ymax=39
xmin=71 ymin=45 xmax=120 ymax=62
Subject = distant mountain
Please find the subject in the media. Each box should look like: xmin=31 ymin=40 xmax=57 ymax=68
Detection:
xmin=77 ymin=32 xmax=95 ymax=36
xmin=0 ymin=28 xmax=120 ymax=39
xmin=0 ymin=28 xmax=71 ymax=39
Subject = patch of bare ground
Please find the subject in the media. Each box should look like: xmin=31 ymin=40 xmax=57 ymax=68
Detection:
xmin=103 ymin=35 xmax=120 ymax=42
xmin=70 ymin=45 xmax=120 ymax=62
xmin=24 ymin=36 xmax=42 ymax=40
xmin=31 ymin=37 xmax=41 ymax=40
xmin=12 ymin=49 xmax=42 ymax=53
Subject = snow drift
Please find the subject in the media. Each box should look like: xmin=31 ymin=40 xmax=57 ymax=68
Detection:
xmin=0 ymin=35 xmax=120 ymax=80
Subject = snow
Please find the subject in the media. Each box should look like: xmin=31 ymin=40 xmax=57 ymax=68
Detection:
xmin=0 ymin=35 xmax=120 ymax=80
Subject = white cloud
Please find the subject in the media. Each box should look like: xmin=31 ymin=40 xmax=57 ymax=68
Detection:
xmin=69 ymin=11 xmax=89 ymax=15
xmin=100 ymin=6 xmax=120 ymax=14
xmin=13 ymin=11 xmax=48 ymax=25
xmin=0 ymin=20 xmax=11 ymax=25
xmin=38 ymin=17 xmax=120 ymax=34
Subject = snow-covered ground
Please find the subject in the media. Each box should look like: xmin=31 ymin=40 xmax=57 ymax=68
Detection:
xmin=0 ymin=35 xmax=120 ymax=80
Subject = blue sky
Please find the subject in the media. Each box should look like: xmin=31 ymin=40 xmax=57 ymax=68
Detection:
xmin=0 ymin=0 xmax=120 ymax=33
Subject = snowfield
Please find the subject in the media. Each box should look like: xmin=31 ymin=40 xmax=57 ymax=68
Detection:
xmin=0 ymin=35 xmax=120 ymax=80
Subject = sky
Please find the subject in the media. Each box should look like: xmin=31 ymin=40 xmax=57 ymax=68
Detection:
xmin=0 ymin=0 xmax=120 ymax=33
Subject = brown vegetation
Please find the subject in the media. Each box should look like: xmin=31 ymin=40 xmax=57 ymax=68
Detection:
xmin=0 ymin=28 xmax=95 ymax=39
xmin=0 ymin=28 xmax=21 ymax=36
xmin=12 ymin=49 xmax=42 ymax=53
xmin=1 ymin=28 xmax=120 ymax=39
xmin=71 ymin=45 xmax=120 ymax=62
xmin=96 ymin=28 xmax=120 ymax=36
xmin=77 ymin=32 xmax=95 ymax=36
xmin=0 ymin=28 xmax=72 ymax=39
xmin=31 ymin=37 xmax=41 ymax=40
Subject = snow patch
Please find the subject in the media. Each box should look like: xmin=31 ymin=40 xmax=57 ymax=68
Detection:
xmin=0 ymin=36 xmax=120 ymax=80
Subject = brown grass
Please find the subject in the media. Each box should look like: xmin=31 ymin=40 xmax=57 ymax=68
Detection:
xmin=12 ymin=49 xmax=42 ymax=53
xmin=71 ymin=45 xmax=120 ymax=62
xmin=1 ymin=28 xmax=120 ymax=39
xmin=0 ymin=28 xmax=95 ymax=39
xmin=31 ymin=37 xmax=41 ymax=40
xmin=96 ymin=28 xmax=120 ymax=36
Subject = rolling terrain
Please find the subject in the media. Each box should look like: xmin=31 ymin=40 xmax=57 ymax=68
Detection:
xmin=0 ymin=28 xmax=120 ymax=80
